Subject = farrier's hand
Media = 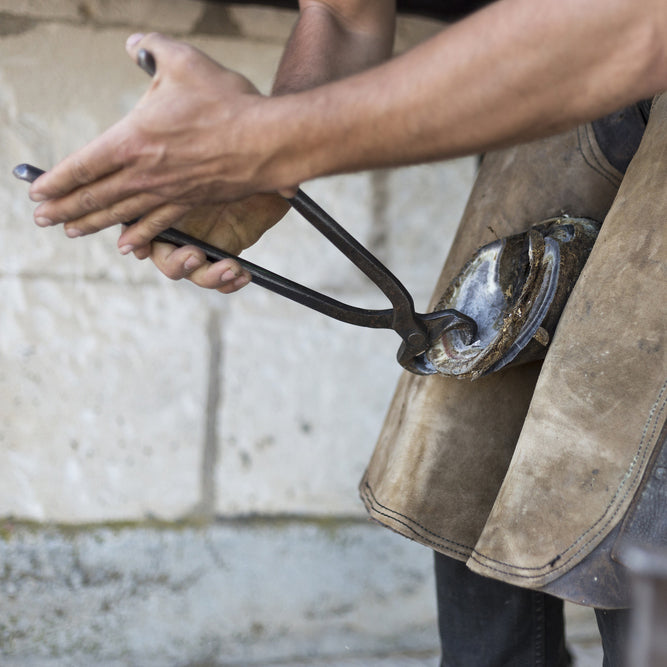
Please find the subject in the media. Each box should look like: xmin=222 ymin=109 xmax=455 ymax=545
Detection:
xmin=28 ymin=32 xmax=275 ymax=253
xmin=128 ymin=193 xmax=290 ymax=294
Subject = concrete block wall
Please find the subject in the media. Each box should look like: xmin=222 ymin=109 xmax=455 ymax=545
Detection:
xmin=0 ymin=2 xmax=476 ymax=664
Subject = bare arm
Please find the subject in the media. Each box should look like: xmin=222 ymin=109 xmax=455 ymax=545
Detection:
xmin=272 ymin=0 xmax=396 ymax=94
xmin=29 ymin=0 xmax=667 ymax=249
xmin=28 ymin=0 xmax=396 ymax=257
xmin=130 ymin=0 xmax=397 ymax=290
xmin=263 ymin=0 xmax=667 ymax=188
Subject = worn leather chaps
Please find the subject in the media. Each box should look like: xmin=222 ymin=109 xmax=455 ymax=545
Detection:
xmin=360 ymin=95 xmax=667 ymax=608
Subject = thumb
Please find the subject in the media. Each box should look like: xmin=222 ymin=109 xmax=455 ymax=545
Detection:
xmin=126 ymin=33 xmax=155 ymax=77
xmin=125 ymin=32 xmax=146 ymax=60
xmin=125 ymin=32 xmax=178 ymax=74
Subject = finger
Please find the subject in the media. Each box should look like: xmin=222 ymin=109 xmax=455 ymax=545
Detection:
xmin=126 ymin=34 xmax=153 ymax=75
xmin=125 ymin=32 xmax=193 ymax=78
xmin=145 ymin=234 xmax=251 ymax=291
xmin=148 ymin=238 xmax=250 ymax=290
xmin=132 ymin=244 xmax=152 ymax=260
xmin=187 ymin=258 xmax=250 ymax=291
xmin=29 ymin=121 xmax=131 ymax=203
xmin=126 ymin=32 xmax=171 ymax=61
xmin=32 ymin=127 xmax=166 ymax=228
xmin=118 ymin=224 xmax=152 ymax=260
xmin=148 ymin=241 xmax=207 ymax=280
xmin=278 ymin=185 xmax=299 ymax=199
xmin=29 ymin=36 xmax=179 ymax=205
xmin=116 ymin=203 xmax=191 ymax=252
xmin=216 ymin=272 xmax=252 ymax=294
xmin=36 ymin=187 xmax=163 ymax=234
xmin=62 ymin=196 xmax=178 ymax=241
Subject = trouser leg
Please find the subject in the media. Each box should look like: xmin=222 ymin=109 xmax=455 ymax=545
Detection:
xmin=595 ymin=608 xmax=631 ymax=667
xmin=434 ymin=551 xmax=571 ymax=667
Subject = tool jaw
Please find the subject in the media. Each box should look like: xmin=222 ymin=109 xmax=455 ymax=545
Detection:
xmin=397 ymin=309 xmax=478 ymax=375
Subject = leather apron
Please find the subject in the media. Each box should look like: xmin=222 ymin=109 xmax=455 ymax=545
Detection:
xmin=360 ymin=95 xmax=667 ymax=608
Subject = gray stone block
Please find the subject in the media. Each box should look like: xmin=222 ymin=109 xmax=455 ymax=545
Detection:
xmin=0 ymin=521 xmax=438 ymax=665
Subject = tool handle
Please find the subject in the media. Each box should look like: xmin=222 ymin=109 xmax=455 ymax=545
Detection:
xmin=156 ymin=226 xmax=395 ymax=328
xmin=134 ymin=48 xmax=419 ymax=323
xmin=12 ymin=47 xmax=477 ymax=374
xmin=12 ymin=162 xmax=396 ymax=328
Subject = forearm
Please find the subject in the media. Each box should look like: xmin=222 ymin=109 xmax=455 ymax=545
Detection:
xmin=257 ymin=0 xmax=667 ymax=189
xmin=27 ymin=0 xmax=666 ymax=247
xmin=271 ymin=0 xmax=396 ymax=94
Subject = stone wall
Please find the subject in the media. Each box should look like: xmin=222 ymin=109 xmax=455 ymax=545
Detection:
xmin=0 ymin=2 xmax=476 ymax=664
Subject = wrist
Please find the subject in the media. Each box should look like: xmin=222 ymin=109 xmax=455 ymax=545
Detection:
xmin=234 ymin=92 xmax=319 ymax=194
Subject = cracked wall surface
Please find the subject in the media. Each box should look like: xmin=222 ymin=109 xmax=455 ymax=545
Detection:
xmin=0 ymin=2 xmax=475 ymax=664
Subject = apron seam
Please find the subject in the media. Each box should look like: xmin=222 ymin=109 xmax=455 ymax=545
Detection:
xmin=360 ymin=480 xmax=474 ymax=558
xmin=577 ymin=124 xmax=623 ymax=188
xmin=469 ymin=379 xmax=667 ymax=581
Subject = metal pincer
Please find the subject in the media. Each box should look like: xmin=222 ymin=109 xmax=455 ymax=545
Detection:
xmin=13 ymin=47 xmax=476 ymax=374
xmin=14 ymin=162 xmax=476 ymax=374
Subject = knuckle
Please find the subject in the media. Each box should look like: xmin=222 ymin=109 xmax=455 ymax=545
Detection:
xmin=78 ymin=189 xmax=101 ymax=213
xmin=118 ymin=133 xmax=145 ymax=168
xmin=158 ymin=252 xmax=185 ymax=281
xmin=171 ymin=44 xmax=196 ymax=72
xmin=134 ymin=168 xmax=158 ymax=193
xmin=70 ymin=158 xmax=94 ymax=186
xmin=132 ymin=215 xmax=168 ymax=246
xmin=146 ymin=214 xmax=169 ymax=235
xmin=108 ymin=204 xmax=135 ymax=226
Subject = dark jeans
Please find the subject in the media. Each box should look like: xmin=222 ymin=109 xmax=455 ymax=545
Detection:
xmin=434 ymin=552 xmax=631 ymax=667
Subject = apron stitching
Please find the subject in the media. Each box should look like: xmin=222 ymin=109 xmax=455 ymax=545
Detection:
xmin=360 ymin=481 xmax=474 ymax=557
xmin=469 ymin=379 xmax=667 ymax=580
xmin=577 ymin=124 xmax=623 ymax=188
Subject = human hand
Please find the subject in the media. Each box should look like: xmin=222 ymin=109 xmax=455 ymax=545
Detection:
xmin=128 ymin=192 xmax=290 ymax=294
xmin=29 ymin=32 xmax=275 ymax=252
